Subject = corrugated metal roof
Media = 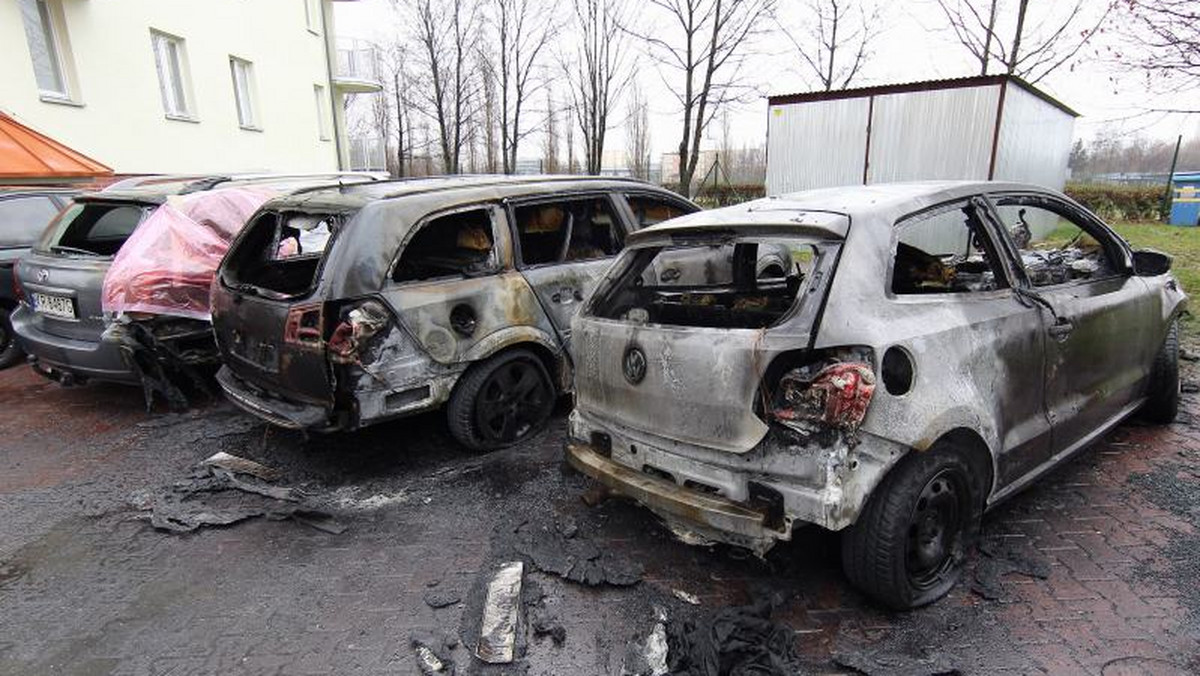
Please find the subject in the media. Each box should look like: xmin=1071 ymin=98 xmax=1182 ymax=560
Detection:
xmin=768 ymin=74 xmax=1079 ymax=118
xmin=0 ymin=111 xmax=112 ymax=179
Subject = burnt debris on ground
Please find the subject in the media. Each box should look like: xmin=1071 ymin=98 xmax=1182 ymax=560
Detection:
xmin=970 ymin=535 xmax=1051 ymax=601
xmin=132 ymin=453 xmax=345 ymax=534
xmin=514 ymin=516 xmax=643 ymax=587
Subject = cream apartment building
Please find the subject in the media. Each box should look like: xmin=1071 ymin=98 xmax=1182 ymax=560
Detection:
xmin=1 ymin=0 xmax=378 ymax=174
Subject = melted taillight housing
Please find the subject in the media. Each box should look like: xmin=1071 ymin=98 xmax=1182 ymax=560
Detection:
xmin=283 ymin=303 xmax=324 ymax=348
xmin=326 ymin=300 xmax=389 ymax=364
xmin=761 ymin=347 xmax=876 ymax=441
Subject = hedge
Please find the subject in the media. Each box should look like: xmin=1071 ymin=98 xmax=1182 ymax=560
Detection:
xmin=687 ymin=182 xmax=1170 ymax=220
xmin=1063 ymin=183 xmax=1167 ymax=222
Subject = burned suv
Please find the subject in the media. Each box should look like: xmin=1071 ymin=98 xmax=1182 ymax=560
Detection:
xmin=211 ymin=176 xmax=697 ymax=450
xmin=566 ymin=181 xmax=1185 ymax=609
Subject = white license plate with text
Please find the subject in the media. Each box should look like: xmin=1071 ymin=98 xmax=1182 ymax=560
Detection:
xmin=33 ymin=293 xmax=76 ymax=319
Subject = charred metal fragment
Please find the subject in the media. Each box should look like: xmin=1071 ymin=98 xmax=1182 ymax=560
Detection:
xmin=103 ymin=317 xmax=217 ymax=412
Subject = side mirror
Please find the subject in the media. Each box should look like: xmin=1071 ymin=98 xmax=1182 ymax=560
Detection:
xmin=1133 ymin=249 xmax=1172 ymax=276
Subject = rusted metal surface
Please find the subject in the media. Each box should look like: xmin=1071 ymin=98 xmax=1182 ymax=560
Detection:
xmin=569 ymin=180 xmax=1189 ymax=552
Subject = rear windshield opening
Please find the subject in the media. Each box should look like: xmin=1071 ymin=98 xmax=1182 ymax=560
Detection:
xmin=38 ymin=202 xmax=149 ymax=257
xmin=591 ymin=238 xmax=828 ymax=329
xmin=224 ymin=210 xmax=349 ymax=297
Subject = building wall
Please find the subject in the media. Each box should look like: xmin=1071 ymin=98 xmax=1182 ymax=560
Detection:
xmin=0 ymin=0 xmax=342 ymax=174
xmin=993 ymin=84 xmax=1075 ymax=191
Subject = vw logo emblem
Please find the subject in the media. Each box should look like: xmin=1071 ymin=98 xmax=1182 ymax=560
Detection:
xmin=623 ymin=345 xmax=646 ymax=385
xmin=36 ymin=268 xmax=49 ymax=283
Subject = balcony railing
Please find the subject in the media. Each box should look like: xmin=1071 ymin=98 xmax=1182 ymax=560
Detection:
xmin=334 ymin=39 xmax=382 ymax=92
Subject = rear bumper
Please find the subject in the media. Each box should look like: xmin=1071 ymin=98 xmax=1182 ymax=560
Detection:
xmin=217 ymin=366 xmax=335 ymax=430
xmin=10 ymin=305 xmax=138 ymax=384
xmin=566 ymin=441 xmax=785 ymax=553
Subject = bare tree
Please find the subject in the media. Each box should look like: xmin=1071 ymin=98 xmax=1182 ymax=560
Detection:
xmin=543 ymin=90 xmax=560 ymax=173
xmin=565 ymin=98 xmax=578 ymax=172
xmin=780 ymin=0 xmax=882 ymax=91
xmin=478 ymin=46 xmax=501 ymax=173
xmin=411 ymin=0 xmax=483 ymax=174
xmin=491 ymin=0 xmax=558 ymax=173
xmin=625 ymin=82 xmax=652 ymax=180
xmin=934 ymin=0 xmax=1116 ymax=83
xmin=565 ymin=0 xmax=633 ymax=175
xmin=1114 ymin=0 xmax=1200 ymax=108
xmin=639 ymin=0 xmax=775 ymax=196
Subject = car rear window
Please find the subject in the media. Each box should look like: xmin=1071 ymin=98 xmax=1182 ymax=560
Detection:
xmin=36 ymin=202 xmax=150 ymax=257
xmin=589 ymin=237 xmax=828 ymax=329
xmin=0 ymin=195 xmax=63 ymax=248
xmin=222 ymin=209 xmax=353 ymax=298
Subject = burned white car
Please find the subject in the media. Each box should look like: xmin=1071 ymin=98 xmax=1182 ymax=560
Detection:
xmin=566 ymin=181 xmax=1185 ymax=609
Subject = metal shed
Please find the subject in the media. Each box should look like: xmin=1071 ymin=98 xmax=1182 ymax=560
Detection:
xmin=765 ymin=75 xmax=1078 ymax=195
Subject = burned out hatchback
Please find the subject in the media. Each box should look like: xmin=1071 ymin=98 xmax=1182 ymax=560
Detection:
xmin=565 ymin=181 xmax=1186 ymax=609
xmin=211 ymin=175 xmax=698 ymax=450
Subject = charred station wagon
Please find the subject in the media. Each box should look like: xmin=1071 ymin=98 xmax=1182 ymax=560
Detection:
xmin=565 ymin=181 xmax=1185 ymax=609
xmin=212 ymin=176 xmax=700 ymax=450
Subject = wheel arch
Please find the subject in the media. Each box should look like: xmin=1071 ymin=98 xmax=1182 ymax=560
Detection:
xmin=929 ymin=427 xmax=996 ymax=506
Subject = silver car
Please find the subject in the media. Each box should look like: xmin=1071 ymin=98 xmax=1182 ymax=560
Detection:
xmin=565 ymin=181 xmax=1185 ymax=609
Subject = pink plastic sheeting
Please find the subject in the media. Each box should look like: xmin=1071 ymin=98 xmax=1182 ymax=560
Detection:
xmin=102 ymin=187 xmax=277 ymax=321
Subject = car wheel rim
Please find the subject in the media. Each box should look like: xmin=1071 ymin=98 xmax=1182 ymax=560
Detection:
xmin=905 ymin=468 xmax=967 ymax=590
xmin=476 ymin=359 xmax=550 ymax=443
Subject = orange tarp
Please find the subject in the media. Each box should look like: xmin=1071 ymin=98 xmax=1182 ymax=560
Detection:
xmin=0 ymin=111 xmax=111 ymax=179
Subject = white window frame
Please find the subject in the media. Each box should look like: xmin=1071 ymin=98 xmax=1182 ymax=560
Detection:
xmin=304 ymin=0 xmax=321 ymax=34
xmin=150 ymin=30 xmax=196 ymax=121
xmin=229 ymin=56 xmax=259 ymax=130
xmin=314 ymin=84 xmax=331 ymax=141
xmin=19 ymin=0 xmax=78 ymax=103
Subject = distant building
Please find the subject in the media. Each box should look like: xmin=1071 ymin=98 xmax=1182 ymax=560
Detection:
xmin=0 ymin=0 xmax=378 ymax=174
xmin=765 ymin=75 xmax=1078 ymax=194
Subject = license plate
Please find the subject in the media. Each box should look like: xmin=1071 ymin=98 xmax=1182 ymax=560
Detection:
xmin=33 ymin=293 xmax=76 ymax=319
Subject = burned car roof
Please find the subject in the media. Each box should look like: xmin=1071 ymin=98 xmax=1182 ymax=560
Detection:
xmin=260 ymin=174 xmax=663 ymax=212
xmin=630 ymin=180 xmax=1054 ymax=244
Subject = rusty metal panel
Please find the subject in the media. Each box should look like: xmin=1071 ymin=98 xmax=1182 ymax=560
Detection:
xmin=992 ymin=84 xmax=1075 ymax=190
xmin=866 ymin=84 xmax=1001 ymax=183
xmin=765 ymin=98 xmax=869 ymax=194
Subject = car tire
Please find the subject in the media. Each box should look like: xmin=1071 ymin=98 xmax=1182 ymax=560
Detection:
xmin=0 ymin=309 xmax=23 ymax=370
xmin=1141 ymin=320 xmax=1180 ymax=424
xmin=840 ymin=445 xmax=982 ymax=610
xmin=446 ymin=348 xmax=556 ymax=452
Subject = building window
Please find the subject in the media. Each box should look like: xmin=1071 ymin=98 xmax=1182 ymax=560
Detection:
xmin=304 ymin=0 xmax=321 ymax=34
xmin=229 ymin=57 xmax=258 ymax=129
xmin=314 ymin=84 xmax=331 ymax=141
xmin=151 ymin=30 xmax=194 ymax=119
xmin=18 ymin=0 xmax=71 ymax=100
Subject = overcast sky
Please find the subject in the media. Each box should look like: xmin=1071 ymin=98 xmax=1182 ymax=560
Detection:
xmin=335 ymin=0 xmax=1199 ymax=160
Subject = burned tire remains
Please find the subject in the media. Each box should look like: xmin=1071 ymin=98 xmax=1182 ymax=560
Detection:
xmin=447 ymin=348 xmax=555 ymax=452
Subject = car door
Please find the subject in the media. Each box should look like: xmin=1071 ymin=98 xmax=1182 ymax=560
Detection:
xmin=509 ymin=194 xmax=629 ymax=349
xmin=888 ymin=197 xmax=1053 ymax=489
xmin=987 ymin=192 xmax=1157 ymax=459
xmin=382 ymin=203 xmax=547 ymax=364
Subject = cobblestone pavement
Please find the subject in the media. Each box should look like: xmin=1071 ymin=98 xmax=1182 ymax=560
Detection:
xmin=0 ymin=363 xmax=1198 ymax=675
